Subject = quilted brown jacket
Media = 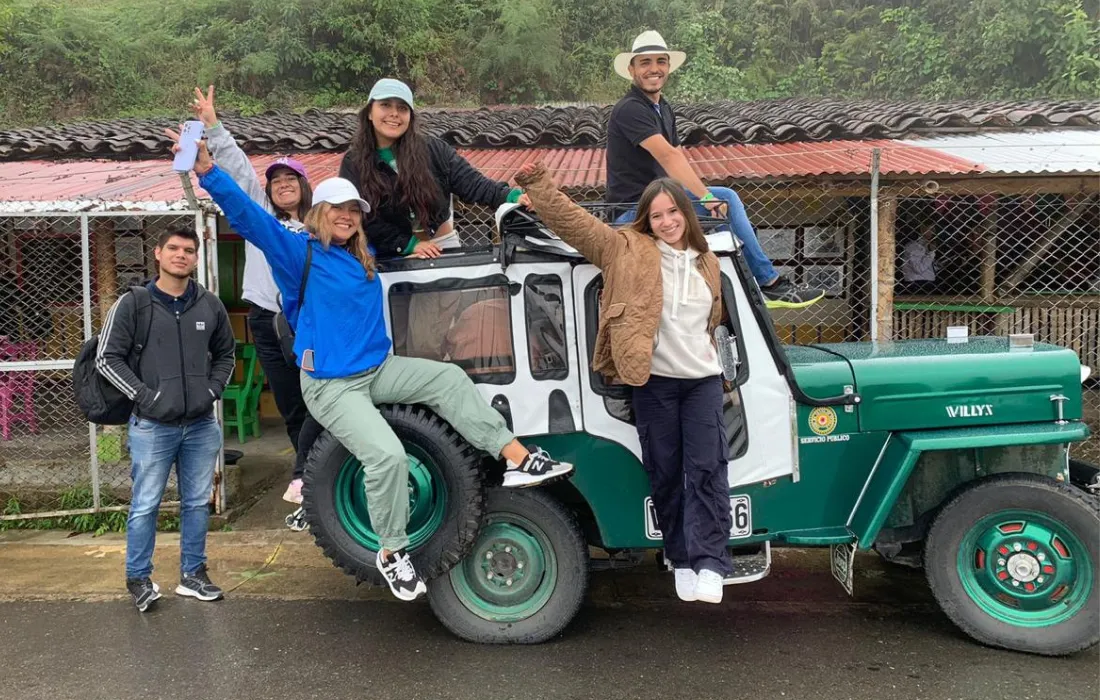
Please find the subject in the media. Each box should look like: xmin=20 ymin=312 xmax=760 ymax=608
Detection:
xmin=516 ymin=163 xmax=722 ymax=387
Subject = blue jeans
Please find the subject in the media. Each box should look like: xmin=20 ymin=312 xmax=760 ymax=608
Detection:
xmin=125 ymin=414 xmax=222 ymax=579
xmin=614 ymin=186 xmax=778 ymax=285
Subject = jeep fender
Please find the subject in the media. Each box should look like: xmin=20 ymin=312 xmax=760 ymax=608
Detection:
xmin=846 ymin=421 xmax=1091 ymax=549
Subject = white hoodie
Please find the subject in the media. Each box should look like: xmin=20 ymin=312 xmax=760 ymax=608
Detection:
xmin=649 ymin=240 xmax=722 ymax=379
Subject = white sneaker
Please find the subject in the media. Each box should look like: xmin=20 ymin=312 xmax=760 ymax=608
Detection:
xmin=503 ymin=446 xmax=574 ymax=488
xmin=375 ymin=549 xmax=426 ymax=602
xmin=695 ymin=569 xmax=724 ymax=604
xmin=674 ymin=568 xmax=698 ymax=602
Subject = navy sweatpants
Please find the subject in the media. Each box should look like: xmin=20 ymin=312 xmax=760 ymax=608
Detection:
xmin=633 ymin=374 xmax=733 ymax=576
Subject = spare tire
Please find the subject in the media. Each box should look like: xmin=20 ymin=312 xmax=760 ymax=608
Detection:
xmin=301 ymin=404 xmax=486 ymax=586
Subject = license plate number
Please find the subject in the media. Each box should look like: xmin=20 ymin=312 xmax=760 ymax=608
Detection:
xmin=645 ymin=495 xmax=752 ymax=540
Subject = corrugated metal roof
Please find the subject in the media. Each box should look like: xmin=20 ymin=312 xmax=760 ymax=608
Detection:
xmin=907 ymin=129 xmax=1100 ymax=174
xmin=0 ymin=140 xmax=986 ymax=205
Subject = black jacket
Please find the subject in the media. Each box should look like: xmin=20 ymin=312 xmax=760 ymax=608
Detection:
xmin=96 ymin=279 xmax=236 ymax=425
xmin=339 ymin=136 xmax=512 ymax=258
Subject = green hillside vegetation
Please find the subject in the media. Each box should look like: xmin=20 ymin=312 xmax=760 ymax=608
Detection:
xmin=0 ymin=0 xmax=1096 ymax=126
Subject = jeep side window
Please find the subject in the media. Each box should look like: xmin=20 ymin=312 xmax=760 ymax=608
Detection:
xmin=524 ymin=275 xmax=568 ymax=380
xmin=583 ymin=275 xmax=635 ymax=424
xmin=388 ymin=277 xmax=517 ymax=384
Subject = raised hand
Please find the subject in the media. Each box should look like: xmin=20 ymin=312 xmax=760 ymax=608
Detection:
xmin=517 ymin=162 xmax=540 ymax=178
xmin=164 ymin=125 xmax=214 ymax=174
xmin=191 ymin=85 xmax=217 ymax=128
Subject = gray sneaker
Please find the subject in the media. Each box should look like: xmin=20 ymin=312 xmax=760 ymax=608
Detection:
xmin=126 ymin=578 xmax=161 ymax=612
xmin=762 ymin=275 xmax=825 ymax=309
xmin=175 ymin=563 xmax=224 ymax=601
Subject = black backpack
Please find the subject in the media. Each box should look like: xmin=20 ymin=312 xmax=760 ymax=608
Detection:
xmin=72 ymin=286 xmax=154 ymax=425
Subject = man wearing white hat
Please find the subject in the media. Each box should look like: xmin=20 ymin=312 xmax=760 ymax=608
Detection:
xmin=607 ymin=31 xmax=823 ymax=309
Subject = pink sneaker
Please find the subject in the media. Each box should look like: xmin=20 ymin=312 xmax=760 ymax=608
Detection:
xmin=282 ymin=478 xmax=303 ymax=504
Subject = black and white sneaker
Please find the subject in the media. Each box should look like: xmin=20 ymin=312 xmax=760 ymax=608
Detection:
xmin=175 ymin=563 xmax=224 ymax=601
xmin=126 ymin=577 xmax=161 ymax=612
xmin=503 ymin=447 xmax=574 ymax=488
xmin=761 ymin=275 xmax=825 ymax=309
xmin=376 ymin=549 xmax=427 ymax=601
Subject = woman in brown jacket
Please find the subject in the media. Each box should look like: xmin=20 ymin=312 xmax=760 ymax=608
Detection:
xmin=516 ymin=162 xmax=733 ymax=603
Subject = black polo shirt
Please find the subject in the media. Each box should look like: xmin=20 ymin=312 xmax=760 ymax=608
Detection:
xmin=605 ymin=84 xmax=680 ymax=205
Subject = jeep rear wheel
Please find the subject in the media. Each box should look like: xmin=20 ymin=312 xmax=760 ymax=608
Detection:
xmin=427 ymin=488 xmax=588 ymax=644
xmin=925 ymin=474 xmax=1099 ymax=656
xmin=301 ymin=404 xmax=485 ymax=586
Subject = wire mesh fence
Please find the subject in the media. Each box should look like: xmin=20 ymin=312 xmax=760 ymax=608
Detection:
xmin=1 ymin=144 xmax=1097 ymax=522
xmin=0 ymin=211 xmax=205 ymax=520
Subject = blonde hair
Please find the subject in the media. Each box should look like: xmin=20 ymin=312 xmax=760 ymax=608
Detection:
xmin=304 ymin=202 xmax=376 ymax=279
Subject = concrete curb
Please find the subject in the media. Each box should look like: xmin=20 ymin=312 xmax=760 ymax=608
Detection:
xmin=0 ymin=529 xmax=930 ymax=607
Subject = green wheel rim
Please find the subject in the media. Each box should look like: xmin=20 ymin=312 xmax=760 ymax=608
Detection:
xmin=448 ymin=512 xmax=558 ymax=622
xmin=957 ymin=509 xmax=1094 ymax=627
xmin=334 ymin=445 xmax=446 ymax=552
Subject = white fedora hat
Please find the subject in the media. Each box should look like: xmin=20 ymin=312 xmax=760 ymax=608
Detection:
xmin=613 ymin=30 xmax=687 ymax=80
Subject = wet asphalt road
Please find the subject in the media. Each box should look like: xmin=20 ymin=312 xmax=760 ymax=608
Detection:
xmin=1 ymin=597 xmax=1095 ymax=700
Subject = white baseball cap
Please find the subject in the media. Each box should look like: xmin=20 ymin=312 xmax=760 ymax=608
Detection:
xmin=368 ymin=78 xmax=415 ymax=110
xmin=312 ymin=177 xmax=371 ymax=214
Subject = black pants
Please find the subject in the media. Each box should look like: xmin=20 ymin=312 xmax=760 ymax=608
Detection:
xmin=247 ymin=305 xmax=320 ymax=479
xmin=633 ymin=374 xmax=733 ymax=576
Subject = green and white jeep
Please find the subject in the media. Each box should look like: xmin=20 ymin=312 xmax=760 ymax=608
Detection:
xmin=298 ymin=205 xmax=1097 ymax=655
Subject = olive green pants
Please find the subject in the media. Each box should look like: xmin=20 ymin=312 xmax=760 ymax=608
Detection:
xmin=300 ymin=356 xmax=514 ymax=551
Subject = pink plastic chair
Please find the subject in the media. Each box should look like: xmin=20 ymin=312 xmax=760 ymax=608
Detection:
xmin=0 ymin=339 xmax=38 ymax=440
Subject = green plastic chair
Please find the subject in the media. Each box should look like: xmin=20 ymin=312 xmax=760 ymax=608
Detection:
xmin=223 ymin=343 xmax=264 ymax=444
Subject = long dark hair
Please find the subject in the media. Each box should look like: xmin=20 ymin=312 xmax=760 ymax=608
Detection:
xmin=630 ymin=178 xmax=710 ymax=253
xmin=350 ymin=101 xmax=442 ymax=232
xmin=264 ymin=173 xmax=313 ymax=222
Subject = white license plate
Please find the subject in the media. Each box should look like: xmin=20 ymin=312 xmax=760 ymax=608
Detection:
xmin=645 ymin=495 xmax=752 ymax=540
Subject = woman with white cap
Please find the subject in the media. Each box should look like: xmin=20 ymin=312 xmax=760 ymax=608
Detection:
xmin=181 ymin=140 xmax=574 ymax=602
xmin=179 ymin=86 xmax=323 ymax=509
xmin=339 ymin=78 xmax=531 ymax=258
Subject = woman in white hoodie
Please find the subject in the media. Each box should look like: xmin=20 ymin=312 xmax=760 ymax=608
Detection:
xmin=180 ymin=86 xmax=321 ymax=506
xmin=515 ymin=161 xmax=733 ymax=604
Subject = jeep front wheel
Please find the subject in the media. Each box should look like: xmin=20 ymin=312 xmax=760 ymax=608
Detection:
xmin=301 ymin=404 xmax=485 ymax=586
xmin=427 ymin=488 xmax=588 ymax=644
xmin=924 ymin=473 xmax=1099 ymax=656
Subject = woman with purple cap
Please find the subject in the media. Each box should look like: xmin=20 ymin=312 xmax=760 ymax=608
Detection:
xmin=183 ymin=86 xmax=323 ymax=508
xmin=339 ymin=78 xmax=531 ymax=259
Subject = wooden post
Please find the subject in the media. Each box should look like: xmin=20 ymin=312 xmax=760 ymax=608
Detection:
xmin=876 ymin=194 xmax=897 ymax=341
xmin=94 ymin=221 xmax=117 ymax=324
xmin=980 ymin=202 xmax=998 ymax=305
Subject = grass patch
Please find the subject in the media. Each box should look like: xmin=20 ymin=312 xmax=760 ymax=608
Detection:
xmin=0 ymin=486 xmax=180 ymax=535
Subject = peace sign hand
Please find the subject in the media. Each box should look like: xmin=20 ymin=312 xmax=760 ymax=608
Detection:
xmin=191 ymin=85 xmax=217 ymax=128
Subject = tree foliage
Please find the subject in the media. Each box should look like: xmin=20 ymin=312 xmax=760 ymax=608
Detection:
xmin=0 ymin=0 xmax=1096 ymax=125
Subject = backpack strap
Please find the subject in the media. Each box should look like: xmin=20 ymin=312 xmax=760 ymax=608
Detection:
xmin=299 ymin=242 xmax=314 ymax=309
xmin=128 ymin=286 xmax=154 ymax=360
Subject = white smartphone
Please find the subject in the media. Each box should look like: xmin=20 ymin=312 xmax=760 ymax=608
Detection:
xmin=172 ymin=120 xmax=205 ymax=172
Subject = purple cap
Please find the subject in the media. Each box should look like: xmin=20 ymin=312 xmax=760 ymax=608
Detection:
xmin=265 ymin=156 xmax=308 ymax=180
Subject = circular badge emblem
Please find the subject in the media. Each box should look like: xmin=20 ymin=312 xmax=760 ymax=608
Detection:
xmin=808 ymin=407 xmax=838 ymax=436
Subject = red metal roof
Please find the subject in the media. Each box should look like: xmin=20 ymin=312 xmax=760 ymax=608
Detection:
xmin=0 ymin=140 xmax=982 ymax=204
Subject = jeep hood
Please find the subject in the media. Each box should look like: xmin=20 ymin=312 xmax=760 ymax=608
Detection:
xmin=790 ymin=338 xmax=1084 ymax=432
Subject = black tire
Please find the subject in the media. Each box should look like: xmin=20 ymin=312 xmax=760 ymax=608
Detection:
xmin=924 ymin=473 xmax=1099 ymax=656
xmin=427 ymin=488 xmax=588 ymax=644
xmin=301 ymin=404 xmax=485 ymax=586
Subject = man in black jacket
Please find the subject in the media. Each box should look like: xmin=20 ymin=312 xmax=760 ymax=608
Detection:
xmin=96 ymin=228 xmax=236 ymax=612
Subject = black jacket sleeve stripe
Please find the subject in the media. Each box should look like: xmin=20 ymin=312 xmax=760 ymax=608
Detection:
xmin=95 ymin=293 xmax=144 ymax=400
